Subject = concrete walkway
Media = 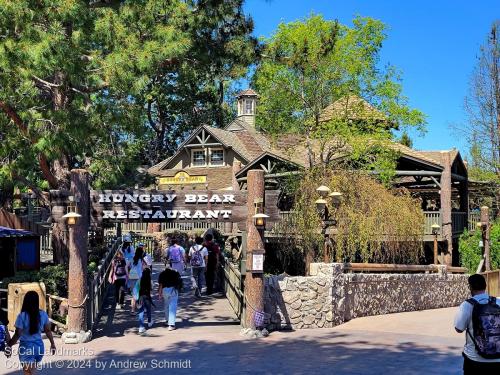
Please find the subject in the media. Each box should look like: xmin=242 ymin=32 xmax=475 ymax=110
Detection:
xmin=0 ymin=266 xmax=467 ymax=374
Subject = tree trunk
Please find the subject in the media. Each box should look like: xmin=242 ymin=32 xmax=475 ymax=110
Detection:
xmin=440 ymin=152 xmax=453 ymax=266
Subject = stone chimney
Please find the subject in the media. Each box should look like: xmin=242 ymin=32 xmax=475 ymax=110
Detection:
xmin=236 ymin=88 xmax=258 ymax=128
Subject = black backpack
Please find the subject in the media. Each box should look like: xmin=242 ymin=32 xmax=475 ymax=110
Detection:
xmin=114 ymin=259 xmax=127 ymax=277
xmin=466 ymin=297 xmax=500 ymax=359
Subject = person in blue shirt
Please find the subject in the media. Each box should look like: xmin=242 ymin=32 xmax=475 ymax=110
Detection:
xmin=9 ymin=291 xmax=56 ymax=374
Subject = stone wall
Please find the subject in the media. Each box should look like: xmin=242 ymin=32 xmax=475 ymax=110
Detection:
xmin=264 ymin=263 xmax=469 ymax=330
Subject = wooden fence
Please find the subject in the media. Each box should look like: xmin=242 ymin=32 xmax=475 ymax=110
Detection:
xmin=343 ymin=263 xmax=467 ymax=273
xmin=86 ymin=236 xmax=120 ymax=330
xmin=223 ymin=258 xmax=243 ymax=320
xmin=481 ymin=270 xmax=500 ymax=297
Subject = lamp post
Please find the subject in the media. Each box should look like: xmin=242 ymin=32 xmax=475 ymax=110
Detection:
xmin=431 ymin=223 xmax=440 ymax=264
xmin=315 ymin=186 xmax=342 ymax=263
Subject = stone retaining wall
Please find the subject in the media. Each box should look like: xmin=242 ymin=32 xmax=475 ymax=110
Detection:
xmin=264 ymin=263 xmax=469 ymax=330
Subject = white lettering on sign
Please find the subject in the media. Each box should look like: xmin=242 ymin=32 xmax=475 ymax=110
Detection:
xmin=103 ymin=210 xmax=115 ymax=218
xmin=152 ymin=210 xmax=165 ymax=219
xmin=178 ymin=210 xmax=191 ymax=219
xmin=223 ymin=194 xmax=236 ymax=203
xmin=209 ymin=194 xmax=222 ymax=203
xmin=139 ymin=194 xmax=150 ymax=203
xmin=124 ymin=194 xmax=139 ymax=203
xmin=165 ymin=194 xmax=176 ymax=203
xmin=112 ymin=194 xmax=124 ymax=203
xmin=99 ymin=194 xmax=112 ymax=203
xmin=165 ymin=210 xmax=177 ymax=219
xmin=140 ymin=210 xmax=153 ymax=219
xmin=205 ymin=210 xmax=219 ymax=219
xmin=116 ymin=210 xmax=127 ymax=219
xmin=151 ymin=194 xmax=164 ymax=203
xmin=185 ymin=194 xmax=197 ymax=203
xmin=197 ymin=194 xmax=208 ymax=203
xmin=220 ymin=210 xmax=231 ymax=219
xmin=128 ymin=210 xmax=140 ymax=219
xmin=191 ymin=210 xmax=205 ymax=219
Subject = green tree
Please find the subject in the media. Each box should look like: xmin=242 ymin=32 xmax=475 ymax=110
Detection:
xmin=459 ymin=220 xmax=500 ymax=273
xmin=97 ymin=0 xmax=258 ymax=164
xmin=253 ymin=15 xmax=425 ymax=175
xmin=463 ymin=22 xmax=500 ymax=184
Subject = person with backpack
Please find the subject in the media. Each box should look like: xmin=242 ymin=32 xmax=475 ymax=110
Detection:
xmin=129 ymin=247 xmax=147 ymax=314
xmin=454 ymin=273 xmax=500 ymax=373
xmin=9 ymin=291 xmax=56 ymax=374
xmin=108 ymin=250 xmax=128 ymax=309
xmin=166 ymin=238 xmax=186 ymax=274
xmin=188 ymin=236 xmax=209 ymax=297
xmin=135 ymin=268 xmax=154 ymax=334
xmin=204 ymin=233 xmax=220 ymax=295
xmin=158 ymin=265 xmax=183 ymax=331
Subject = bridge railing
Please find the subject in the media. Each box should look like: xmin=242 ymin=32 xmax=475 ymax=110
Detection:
xmin=223 ymin=258 xmax=243 ymax=320
xmin=86 ymin=235 xmax=121 ymax=330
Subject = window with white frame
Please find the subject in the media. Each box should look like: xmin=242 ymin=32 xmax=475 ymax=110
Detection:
xmin=191 ymin=149 xmax=206 ymax=167
xmin=210 ymin=148 xmax=224 ymax=166
xmin=245 ymin=99 xmax=253 ymax=114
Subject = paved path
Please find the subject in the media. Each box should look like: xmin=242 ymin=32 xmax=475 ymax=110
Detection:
xmin=0 ymin=266 xmax=467 ymax=374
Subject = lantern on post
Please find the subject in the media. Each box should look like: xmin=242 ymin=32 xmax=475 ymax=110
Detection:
xmin=62 ymin=196 xmax=81 ymax=225
xmin=315 ymin=186 xmax=343 ymax=262
xmin=252 ymin=198 xmax=269 ymax=229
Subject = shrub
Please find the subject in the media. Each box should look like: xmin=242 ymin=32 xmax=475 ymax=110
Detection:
xmin=459 ymin=220 xmax=500 ymax=273
xmin=1 ymin=265 xmax=68 ymax=296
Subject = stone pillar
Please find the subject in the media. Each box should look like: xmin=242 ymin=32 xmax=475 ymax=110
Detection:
xmin=440 ymin=152 xmax=453 ymax=266
xmin=64 ymin=169 xmax=91 ymax=343
xmin=244 ymin=170 xmax=265 ymax=329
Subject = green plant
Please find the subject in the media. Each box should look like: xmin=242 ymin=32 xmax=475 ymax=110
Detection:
xmin=1 ymin=265 xmax=68 ymax=296
xmin=459 ymin=220 xmax=500 ymax=273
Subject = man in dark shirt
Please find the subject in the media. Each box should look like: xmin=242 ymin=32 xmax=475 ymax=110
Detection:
xmin=158 ymin=266 xmax=182 ymax=330
xmin=204 ymin=233 xmax=220 ymax=295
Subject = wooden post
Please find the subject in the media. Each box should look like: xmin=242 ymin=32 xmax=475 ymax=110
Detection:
xmin=231 ymin=161 xmax=242 ymax=233
xmin=440 ymin=151 xmax=453 ymax=266
xmin=433 ymin=235 xmax=438 ymax=265
xmin=244 ymin=170 xmax=265 ymax=329
xmin=67 ymin=169 xmax=89 ymax=334
xmin=481 ymin=206 xmax=491 ymax=271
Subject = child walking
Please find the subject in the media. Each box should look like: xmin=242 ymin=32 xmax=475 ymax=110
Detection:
xmin=136 ymin=268 xmax=154 ymax=334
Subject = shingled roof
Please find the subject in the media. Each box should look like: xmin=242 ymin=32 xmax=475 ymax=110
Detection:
xmin=319 ymin=95 xmax=387 ymax=123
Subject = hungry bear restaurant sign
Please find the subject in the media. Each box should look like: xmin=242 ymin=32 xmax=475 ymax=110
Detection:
xmin=88 ymin=190 xmax=282 ymax=225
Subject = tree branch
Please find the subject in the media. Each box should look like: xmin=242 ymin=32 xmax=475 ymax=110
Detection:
xmin=0 ymin=100 xmax=59 ymax=188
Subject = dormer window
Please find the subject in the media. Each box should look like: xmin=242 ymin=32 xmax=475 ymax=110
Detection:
xmin=192 ymin=149 xmax=206 ymax=167
xmin=210 ymin=149 xmax=224 ymax=166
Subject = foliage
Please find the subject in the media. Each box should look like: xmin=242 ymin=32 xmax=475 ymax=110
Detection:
xmin=1 ymin=265 xmax=68 ymax=296
xmin=276 ymin=169 xmax=424 ymax=267
xmin=462 ymin=22 xmax=500 ymax=184
xmin=253 ymin=14 xmax=426 ymax=174
xmin=458 ymin=220 xmax=500 ymax=273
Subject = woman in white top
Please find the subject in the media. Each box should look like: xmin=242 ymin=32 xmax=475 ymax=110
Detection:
xmin=128 ymin=248 xmax=146 ymax=314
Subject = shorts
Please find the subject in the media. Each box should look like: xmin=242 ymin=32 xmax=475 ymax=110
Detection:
xmin=19 ymin=340 xmax=44 ymax=364
xmin=128 ymin=278 xmax=139 ymax=290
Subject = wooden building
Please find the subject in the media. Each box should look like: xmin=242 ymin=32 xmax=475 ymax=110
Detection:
xmin=148 ymin=89 xmax=469 ymax=265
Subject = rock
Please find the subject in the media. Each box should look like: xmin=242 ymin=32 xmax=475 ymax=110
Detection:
xmin=303 ymin=315 xmax=316 ymax=325
xmin=316 ymin=278 xmax=327 ymax=287
xmin=290 ymin=310 xmax=302 ymax=319
xmin=261 ymin=328 xmax=270 ymax=337
xmin=325 ymin=311 xmax=333 ymax=322
xmin=291 ymin=300 xmax=302 ymax=310
xmin=282 ymin=291 xmax=300 ymax=304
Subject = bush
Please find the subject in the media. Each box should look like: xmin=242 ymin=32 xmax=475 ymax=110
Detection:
xmin=459 ymin=220 xmax=500 ymax=273
xmin=1 ymin=265 xmax=68 ymax=296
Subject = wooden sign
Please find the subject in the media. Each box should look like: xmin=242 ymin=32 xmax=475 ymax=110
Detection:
xmin=88 ymin=190 xmax=280 ymax=226
xmin=158 ymin=171 xmax=206 ymax=186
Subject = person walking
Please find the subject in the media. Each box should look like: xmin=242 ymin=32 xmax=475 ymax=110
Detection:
xmin=204 ymin=233 xmax=220 ymax=295
xmin=8 ymin=291 xmax=56 ymax=375
xmin=108 ymin=250 xmax=128 ymax=309
xmin=166 ymin=238 xmax=186 ymax=274
xmin=188 ymin=237 xmax=208 ymax=297
xmin=158 ymin=265 xmax=183 ymax=331
xmin=122 ymin=235 xmax=135 ymax=266
xmin=128 ymin=247 xmax=146 ymax=314
xmin=136 ymin=268 xmax=154 ymax=334
xmin=454 ymin=274 xmax=500 ymax=373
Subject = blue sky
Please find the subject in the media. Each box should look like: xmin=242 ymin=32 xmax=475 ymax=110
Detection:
xmin=244 ymin=0 xmax=500 ymax=157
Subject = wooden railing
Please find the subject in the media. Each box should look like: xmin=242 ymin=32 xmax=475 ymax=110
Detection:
xmin=344 ymin=262 xmax=467 ymax=273
xmin=47 ymin=294 xmax=68 ymax=329
xmin=223 ymin=258 xmax=243 ymax=320
xmin=481 ymin=270 xmax=500 ymax=297
xmin=86 ymin=235 xmax=120 ymax=330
